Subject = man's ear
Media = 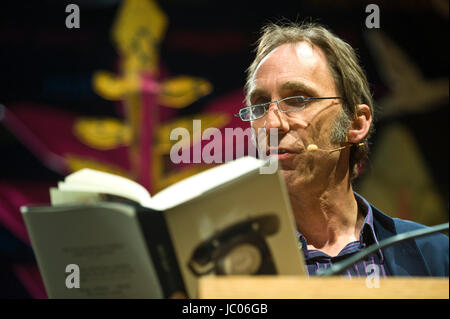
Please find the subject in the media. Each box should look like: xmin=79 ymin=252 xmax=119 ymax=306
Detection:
xmin=347 ymin=104 xmax=372 ymax=143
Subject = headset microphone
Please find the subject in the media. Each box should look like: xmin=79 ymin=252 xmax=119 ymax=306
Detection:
xmin=307 ymin=142 xmax=364 ymax=153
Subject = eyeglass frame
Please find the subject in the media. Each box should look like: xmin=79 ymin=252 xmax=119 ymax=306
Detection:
xmin=234 ymin=95 xmax=343 ymax=121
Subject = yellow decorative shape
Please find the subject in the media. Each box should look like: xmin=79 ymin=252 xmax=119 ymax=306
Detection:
xmin=93 ymin=71 xmax=212 ymax=106
xmin=112 ymin=0 xmax=168 ymax=73
xmin=151 ymin=112 xmax=230 ymax=192
xmin=65 ymin=154 xmax=133 ymax=180
xmin=154 ymin=112 xmax=231 ymax=153
xmin=92 ymin=71 xmax=141 ymax=101
xmin=73 ymin=117 xmax=131 ymax=150
xmin=158 ymin=76 xmax=213 ymax=108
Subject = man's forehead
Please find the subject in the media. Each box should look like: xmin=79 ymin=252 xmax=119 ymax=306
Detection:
xmin=254 ymin=42 xmax=316 ymax=76
xmin=248 ymin=41 xmax=325 ymax=98
xmin=256 ymin=41 xmax=318 ymax=67
xmin=249 ymin=81 xmax=319 ymax=101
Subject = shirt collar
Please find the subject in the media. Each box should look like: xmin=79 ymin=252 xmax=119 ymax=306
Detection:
xmin=354 ymin=192 xmax=384 ymax=262
xmin=297 ymin=192 xmax=384 ymax=262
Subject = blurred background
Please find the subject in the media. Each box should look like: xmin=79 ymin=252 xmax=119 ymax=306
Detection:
xmin=0 ymin=0 xmax=448 ymax=298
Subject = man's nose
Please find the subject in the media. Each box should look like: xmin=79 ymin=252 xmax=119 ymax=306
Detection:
xmin=265 ymin=102 xmax=289 ymax=133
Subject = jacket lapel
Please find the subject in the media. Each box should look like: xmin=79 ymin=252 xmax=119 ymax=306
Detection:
xmin=372 ymin=206 xmax=431 ymax=276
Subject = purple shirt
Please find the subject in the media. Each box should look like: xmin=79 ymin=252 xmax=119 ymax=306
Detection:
xmin=297 ymin=193 xmax=388 ymax=278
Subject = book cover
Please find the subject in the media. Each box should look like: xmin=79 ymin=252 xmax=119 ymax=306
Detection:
xmin=21 ymin=157 xmax=306 ymax=298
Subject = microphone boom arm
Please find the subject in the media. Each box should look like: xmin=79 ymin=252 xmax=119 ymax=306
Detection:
xmin=316 ymin=222 xmax=449 ymax=276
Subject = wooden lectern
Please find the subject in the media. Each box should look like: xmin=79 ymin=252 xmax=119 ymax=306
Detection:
xmin=198 ymin=276 xmax=449 ymax=299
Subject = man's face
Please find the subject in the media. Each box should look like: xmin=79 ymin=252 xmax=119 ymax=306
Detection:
xmin=249 ymin=41 xmax=346 ymax=194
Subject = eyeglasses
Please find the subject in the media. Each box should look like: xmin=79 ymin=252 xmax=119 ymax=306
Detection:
xmin=234 ymin=96 xmax=343 ymax=121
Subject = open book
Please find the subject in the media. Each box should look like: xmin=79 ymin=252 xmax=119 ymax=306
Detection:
xmin=21 ymin=156 xmax=306 ymax=298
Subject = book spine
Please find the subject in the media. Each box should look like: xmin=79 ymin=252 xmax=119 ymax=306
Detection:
xmin=136 ymin=209 xmax=186 ymax=298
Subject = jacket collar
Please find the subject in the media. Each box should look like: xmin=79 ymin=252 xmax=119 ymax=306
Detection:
xmin=369 ymin=201 xmax=431 ymax=276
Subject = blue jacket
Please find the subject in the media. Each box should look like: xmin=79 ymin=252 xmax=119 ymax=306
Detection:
xmin=371 ymin=204 xmax=449 ymax=277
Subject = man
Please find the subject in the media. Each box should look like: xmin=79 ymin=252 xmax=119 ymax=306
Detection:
xmin=236 ymin=22 xmax=448 ymax=277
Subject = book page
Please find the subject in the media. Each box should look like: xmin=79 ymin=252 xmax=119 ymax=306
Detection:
xmin=146 ymin=156 xmax=265 ymax=211
xmin=50 ymin=188 xmax=102 ymax=205
xmin=21 ymin=203 xmax=163 ymax=298
xmin=60 ymin=169 xmax=151 ymax=204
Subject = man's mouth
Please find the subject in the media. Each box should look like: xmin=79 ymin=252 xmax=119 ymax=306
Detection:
xmin=266 ymin=148 xmax=294 ymax=157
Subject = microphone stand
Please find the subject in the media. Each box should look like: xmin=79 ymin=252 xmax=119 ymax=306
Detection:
xmin=316 ymin=222 xmax=449 ymax=276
